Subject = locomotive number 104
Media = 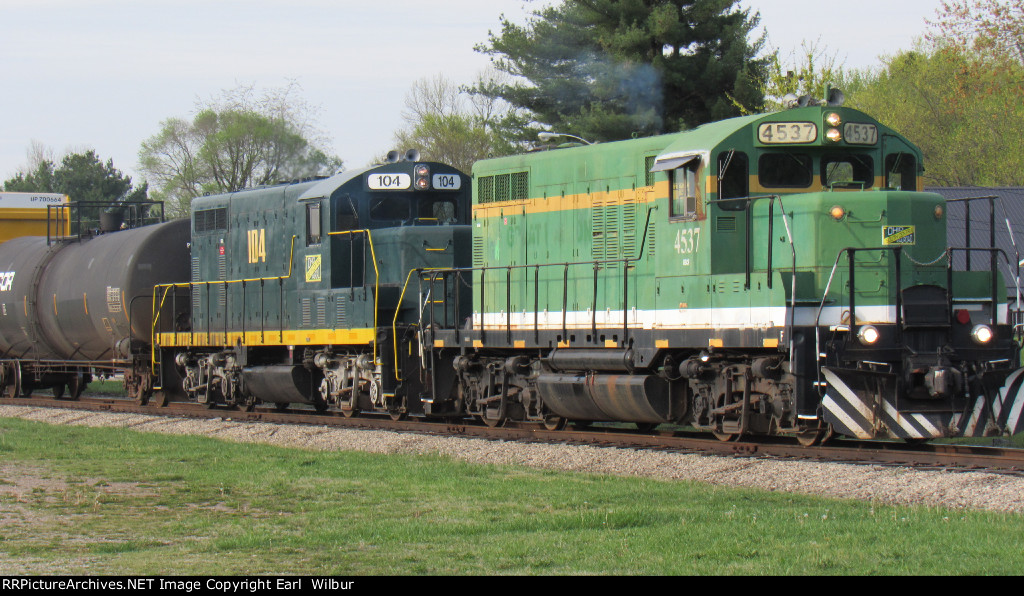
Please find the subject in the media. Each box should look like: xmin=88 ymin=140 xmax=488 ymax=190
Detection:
xmin=248 ymin=229 xmax=267 ymax=264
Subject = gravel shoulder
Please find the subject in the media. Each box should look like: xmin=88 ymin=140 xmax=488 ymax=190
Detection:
xmin=2 ymin=404 xmax=1023 ymax=514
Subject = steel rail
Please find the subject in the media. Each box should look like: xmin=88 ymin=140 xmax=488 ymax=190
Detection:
xmin=2 ymin=395 xmax=1022 ymax=476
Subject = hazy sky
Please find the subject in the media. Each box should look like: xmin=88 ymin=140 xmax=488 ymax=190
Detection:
xmin=0 ymin=0 xmax=947 ymax=183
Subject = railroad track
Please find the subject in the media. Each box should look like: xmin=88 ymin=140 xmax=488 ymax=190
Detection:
xmin=2 ymin=394 xmax=1022 ymax=476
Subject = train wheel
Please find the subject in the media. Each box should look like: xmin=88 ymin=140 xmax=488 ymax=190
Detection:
xmin=125 ymin=369 xmax=153 ymax=405
xmin=134 ymin=388 xmax=152 ymax=406
xmin=4 ymin=364 xmax=20 ymax=399
xmin=712 ymin=431 xmax=739 ymax=442
xmin=341 ymin=407 xmax=360 ymax=418
xmin=389 ymin=410 xmax=408 ymax=421
xmin=543 ymin=415 xmax=566 ymax=431
xmin=480 ymin=412 xmax=506 ymax=428
xmin=635 ymin=423 xmax=659 ymax=433
xmin=796 ymin=427 xmax=832 ymax=447
xmin=154 ymin=390 xmax=171 ymax=408
xmin=796 ymin=423 xmax=833 ymax=447
xmin=67 ymin=373 xmax=88 ymax=400
xmin=52 ymin=384 xmax=66 ymax=399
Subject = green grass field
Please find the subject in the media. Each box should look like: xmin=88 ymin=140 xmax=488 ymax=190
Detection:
xmin=1 ymin=416 xmax=1022 ymax=575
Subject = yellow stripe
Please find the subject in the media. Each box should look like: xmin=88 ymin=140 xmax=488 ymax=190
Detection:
xmin=156 ymin=328 xmax=376 ymax=348
xmin=473 ymin=173 xmax=892 ymax=221
xmin=83 ymin=293 xmax=88 ymax=315
xmin=514 ymin=340 xmax=525 ymax=349
xmin=655 ymin=339 xmax=669 ymax=349
xmin=763 ymin=339 xmax=779 ymax=348
xmin=473 ymin=182 xmax=667 ymax=217
xmin=709 ymin=339 xmax=724 ymax=348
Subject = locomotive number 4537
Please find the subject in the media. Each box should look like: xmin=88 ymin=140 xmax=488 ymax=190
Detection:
xmin=674 ymin=227 xmax=701 ymax=255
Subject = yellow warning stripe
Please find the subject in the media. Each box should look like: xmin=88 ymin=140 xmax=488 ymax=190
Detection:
xmin=156 ymin=328 xmax=376 ymax=348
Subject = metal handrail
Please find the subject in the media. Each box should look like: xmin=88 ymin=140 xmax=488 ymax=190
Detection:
xmin=328 ymin=230 xmax=382 ymax=366
xmin=813 ymin=244 xmax=1015 ymax=394
xmin=150 ymin=236 xmax=297 ymax=368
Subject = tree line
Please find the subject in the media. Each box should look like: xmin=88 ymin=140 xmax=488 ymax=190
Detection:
xmin=5 ymin=0 xmax=1023 ymax=216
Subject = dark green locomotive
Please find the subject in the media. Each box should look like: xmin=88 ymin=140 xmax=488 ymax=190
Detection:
xmin=417 ymin=103 xmax=1024 ymax=442
xmin=152 ymin=158 xmax=470 ymax=416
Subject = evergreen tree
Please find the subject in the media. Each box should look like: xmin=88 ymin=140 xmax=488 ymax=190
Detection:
xmin=472 ymin=0 xmax=769 ymax=142
xmin=3 ymin=149 xmax=148 ymax=205
xmin=3 ymin=149 xmax=151 ymax=230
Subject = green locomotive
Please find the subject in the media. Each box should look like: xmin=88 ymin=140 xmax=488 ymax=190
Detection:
xmin=143 ymin=102 xmax=1024 ymax=444
xmin=418 ymin=103 xmax=1024 ymax=442
xmin=151 ymin=156 xmax=470 ymax=417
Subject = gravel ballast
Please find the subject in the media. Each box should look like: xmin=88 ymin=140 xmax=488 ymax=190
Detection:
xmin=2 ymin=404 xmax=1023 ymax=514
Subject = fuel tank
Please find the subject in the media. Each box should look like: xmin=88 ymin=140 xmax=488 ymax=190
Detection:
xmin=0 ymin=219 xmax=191 ymax=361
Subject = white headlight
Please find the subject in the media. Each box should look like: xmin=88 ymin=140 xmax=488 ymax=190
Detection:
xmin=971 ymin=324 xmax=994 ymax=344
xmin=857 ymin=325 xmax=880 ymax=345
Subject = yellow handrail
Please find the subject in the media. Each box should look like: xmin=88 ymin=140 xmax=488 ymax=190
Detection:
xmin=150 ymin=236 xmax=297 ymax=368
xmin=328 ymin=230 xmax=381 ymax=365
xmin=392 ymin=267 xmax=452 ymax=379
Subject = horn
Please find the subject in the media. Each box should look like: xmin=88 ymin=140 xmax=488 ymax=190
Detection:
xmin=405 ymin=149 xmax=421 ymax=162
xmin=386 ymin=150 xmax=401 ymax=163
xmin=797 ymin=95 xmax=811 ymax=108
xmin=782 ymin=93 xmax=800 ymax=109
xmin=827 ymin=88 xmax=846 ymax=107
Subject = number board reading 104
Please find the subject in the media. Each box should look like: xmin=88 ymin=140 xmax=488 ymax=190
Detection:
xmin=757 ymin=122 xmax=818 ymax=144
xmin=433 ymin=174 xmax=461 ymax=190
xmin=368 ymin=173 xmax=411 ymax=190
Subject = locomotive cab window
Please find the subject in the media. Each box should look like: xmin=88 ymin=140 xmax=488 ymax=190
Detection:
xmin=758 ymin=153 xmax=812 ymax=188
xmin=306 ymin=203 xmax=322 ymax=246
xmin=822 ymin=153 xmax=874 ymax=189
xmin=370 ymin=197 xmax=410 ymax=223
xmin=336 ymin=195 xmax=359 ymax=231
xmin=417 ymin=197 xmax=458 ymax=224
xmin=885 ymin=153 xmax=917 ymax=191
xmin=670 ymin=162 xmax=701 ymax=219
xmin=717 ymin=151 xmax=749 ymax=211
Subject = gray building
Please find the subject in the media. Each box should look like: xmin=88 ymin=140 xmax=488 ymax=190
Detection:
xmin=929 ymin=187 xmax=1024 ymax=312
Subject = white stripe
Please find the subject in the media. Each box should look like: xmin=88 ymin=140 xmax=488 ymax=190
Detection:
xmin=473 ymin=302 xmax=1012 ymax=329
xmin=822 ymin=395 xmax=873 ymax=439
xmin=821 ymin=368 xmax=876 ymax=423
xmin=472 ymin=305 xmax=895 ymax=330
xmin=994 ymin=368 xmax=1024 ymax=422
xmin=882 ymin=400 xmax=927 ymax=439
xmin=1005 ymin=383 xmax=1024 ymax=433
xmin=963 ymin=397 xmax=986 ymax=436
xmin=912 ymin=414 xmax=943 ymax=438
